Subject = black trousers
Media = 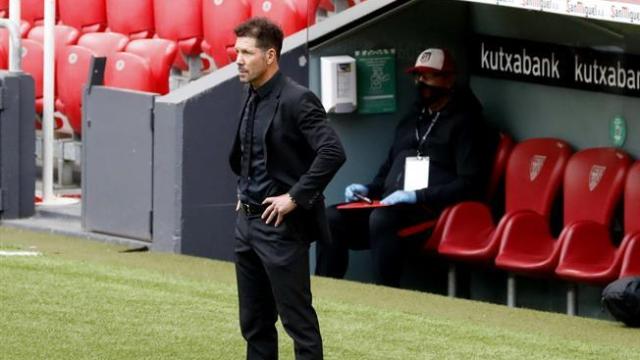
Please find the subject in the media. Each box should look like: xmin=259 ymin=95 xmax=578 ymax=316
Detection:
xmin=315 ymin=205 xmax=436 ymax=287
xmin=235 ymin=210 xmax=323 ymax=360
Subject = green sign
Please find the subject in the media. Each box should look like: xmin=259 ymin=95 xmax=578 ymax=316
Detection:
xmin=355 ymin=49 xmax=396 ymax=114
xmin=610 ymin=116 xmax=627 ymax=148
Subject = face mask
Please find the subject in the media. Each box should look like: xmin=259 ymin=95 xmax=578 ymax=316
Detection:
xmin=416 ymin=81 xmax=450 ymax=107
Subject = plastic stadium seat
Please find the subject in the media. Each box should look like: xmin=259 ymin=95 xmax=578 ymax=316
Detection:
xmin=294 ymin=0 xmax=322 ymax=27
xmin=620 ymin=235 xmax=640 ymax=278
xmin=28 ymin=25 xmax=80 ymax=59
xmin=21 ymin=0 xmax=45 ymax=26
xmin=319 ymin=0 xmax=336 ymax=12
xmin=104 ymin=52 xmax=154 ymax=93
xmin=106 ymin=0 xmax=154 ymax=40
xmin=0 ymin=0 xmax=7 ymax=18
xmin=251 ymin=0 xmax=304 ymax=36
xmin=440 ymin=138 xmax=570 ymax=263
xmin=553 ymin=149 xmax=631 ymax=285
xmin=397 ymin=133 xmax=515 ymax=252
xmin=201 ymin=0 xmax=251 ymax=68
xmin=620 ymin=162 xmax=640 ymax=278
xmin=555 ymin=160 xmax=639 ymax=281
xmin=0 ymin=48 xmax=6 ymax=69
xmin=154 ymin=0 xmax=203 ymax=64
xmin=348 ymin=0 xmax=366 ymax=6
xmin=21 ymin=39 xmax=44 ymax=112
xmin=125 ymin=38 xmax=177 ymax=94
xmin=59 ymin=0 xmax=107 ymax=34
xmin=56 ymin=46 xmax=98 ymax=135
xmin=496 ymin=148 xmax=629 ymax=280
xmin=21 ymin=20 xmax=31 ymax=37
xmin=78 ymin=32 xmax=129 ymax=57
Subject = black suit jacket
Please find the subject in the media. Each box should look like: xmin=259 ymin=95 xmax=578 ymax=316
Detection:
xmin=229 ymin=73 xmax=346 ymax=243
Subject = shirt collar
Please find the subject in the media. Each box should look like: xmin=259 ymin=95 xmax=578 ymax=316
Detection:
xmin=251 ymin=71 xmax=282 ymax=99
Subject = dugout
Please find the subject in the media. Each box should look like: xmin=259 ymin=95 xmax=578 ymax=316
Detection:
xmin=74 ymin=0 xmax=640 ymax=319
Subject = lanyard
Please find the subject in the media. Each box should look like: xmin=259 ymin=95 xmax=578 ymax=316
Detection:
xmin=415 ymin=109 xmax=440 ymax=157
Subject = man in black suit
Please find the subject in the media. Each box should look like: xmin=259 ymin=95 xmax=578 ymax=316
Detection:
xmin=228 ymin=18 xmax=346 ymax=360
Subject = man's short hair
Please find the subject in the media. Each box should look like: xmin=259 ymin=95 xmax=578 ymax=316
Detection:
xmin=234 ymin=17 xmax=284 ymax=59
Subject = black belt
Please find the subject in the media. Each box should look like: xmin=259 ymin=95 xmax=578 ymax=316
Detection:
xmin=240 ymin=202 xmax=266 ymax=216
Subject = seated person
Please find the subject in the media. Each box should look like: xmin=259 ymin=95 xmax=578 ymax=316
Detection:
xmin=315 ymin=48 xmax=497 ymax=287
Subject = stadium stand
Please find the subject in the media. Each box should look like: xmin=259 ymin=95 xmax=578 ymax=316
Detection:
xmin=56 ymin=32 xmax=129 ymax=135
xmin=106 ymin=0 xmax=155 ymax=40
xmin=201 ymin=0 xmax=251 ymax=68
xmin=125 ymin=38 xmax=178 ymax=94
xmin=0 ymin=0 xmax=7 ymax=18
xmin=153 ymin=0 xmax=203 ymax=71
xmin=27 ymin=24 xmax=80 ymax=60
xmin=251 ymin=0 xmax=304 ymax=36
xmin=59 ymin=0 xmax=107 ymax=34
xmin=21 ymin=39 xmax=44 ymax=113
xmin=21 ymin=0 xmax=45 ymax=27
xmin=620 ymin=162 xmax=640 ymax=278
xmin=554 ymin=148 xmax=631 ymax=284
xmin=104 ymin=52 xmax=154 ymax=93
xmin=77 ymin=32 xmax=129 ymax=56
xmin=439 ymin=138 xmax=570 ymax=264
xmin=56 ymin=45 xmax=97 ymax=134
xmin=295 ymin=0 xmax=323 ymax=27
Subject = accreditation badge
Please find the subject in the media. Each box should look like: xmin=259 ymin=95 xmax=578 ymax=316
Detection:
xmin=404 ymin=156 xmax=429 ymax=191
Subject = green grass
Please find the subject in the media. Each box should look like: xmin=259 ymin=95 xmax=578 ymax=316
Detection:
xmin=1 ymin=227 xmax=639 ymax=360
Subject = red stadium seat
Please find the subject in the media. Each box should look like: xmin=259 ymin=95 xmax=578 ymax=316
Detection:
xmin=106 ymin=0 xmax=154 ymax=40
xmin=0 ymin=0 xmax=7 ymax=18
xmin=621 ymin=235 xmax=640 ymax=278
xmin=56 ymin=45 xmax=98 ymax=135
xmin=21 ymin=20 xmax=31 ymax=37
xmin=125 ymin=38 xmax=177 ymax=94
xmin=440 ymin=138 xmax=569 ymax=264
xmin=104 ymin=52 xmax=154 ymax=93
xmin=319 ymin=0 xmax=335 ymax=12
xmin=154 ymin=0 xmax=203 ymax=69
xmin=21 ymin=0 xmax=45 ymax=26
xmin=0 ymin=48 xmax=6 ymax=70
xmin=251 ymin=0 xmax=304 ymax=36
xmin=347 ymin=0 xmax=366 ymax=6
xmin=294 ymin=0 xmax=321 ymax=27
xmin=27 ymin=25 xmax=80 ymax=59
xmin=201 ymin=0 xmax=251 ymax=68
xmin=78 ymin=32 xmax=129 ymax=57
xmin=397 ymin=133 xmax=515 ymax=252
xmin=554 ymin=149 xmax=631 ymax=285
xmin=59 ymin=0 xmax=107 ymax=34
xmin=620 ymin=162 xmax=640 ymax=278
xmin=21 ymin=39 xmax=44 ymax=113
xmin=496 ymin=148 xmax=629 ymax=279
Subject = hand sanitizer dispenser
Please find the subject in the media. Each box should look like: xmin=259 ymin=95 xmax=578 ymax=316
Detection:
xmin=320 ymin=56 xmax=357 ymax=113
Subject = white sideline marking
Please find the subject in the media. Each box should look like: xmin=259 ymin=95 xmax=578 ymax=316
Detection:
xmin=0 ymin=251 xmax=42 ymax=257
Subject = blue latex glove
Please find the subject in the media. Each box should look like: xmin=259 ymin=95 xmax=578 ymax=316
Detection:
xmin=344 ymin=183 xmax=369 ymax=203
xmin=380 ymin=190 xmax=417 ymax=206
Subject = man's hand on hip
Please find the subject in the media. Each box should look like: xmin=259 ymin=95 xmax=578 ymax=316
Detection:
xmin=262 ymin=194 xmax=297 ymax=227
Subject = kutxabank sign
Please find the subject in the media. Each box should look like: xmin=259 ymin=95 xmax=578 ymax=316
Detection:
xmin=474 ymin=34 xmax=640 ymax=97
xmin=462 ymin=0 xmax=640 ymax=26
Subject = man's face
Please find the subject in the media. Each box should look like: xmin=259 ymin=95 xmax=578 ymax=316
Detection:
xmin=413 ymin=71 xmax=455 ymax=101
xmin=235 ymin=36 xmax=269 ymax=84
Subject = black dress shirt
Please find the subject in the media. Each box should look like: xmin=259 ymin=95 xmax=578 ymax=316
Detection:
xmin=238 ymin=72 xmax=285 ymax=205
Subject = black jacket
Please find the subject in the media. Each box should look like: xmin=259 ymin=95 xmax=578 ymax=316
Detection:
xmin=229 ymin=73 xmax=346 ymax=242
xmin=366 ymin=87 xmax=496 ymax=211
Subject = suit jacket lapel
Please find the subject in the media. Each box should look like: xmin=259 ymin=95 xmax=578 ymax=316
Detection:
xmin=261 ymin=77 xmax=286 ymax=146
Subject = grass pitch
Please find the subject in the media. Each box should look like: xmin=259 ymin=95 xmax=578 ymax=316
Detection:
xmin=1 ymin=227 xmax=638 ymax=359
